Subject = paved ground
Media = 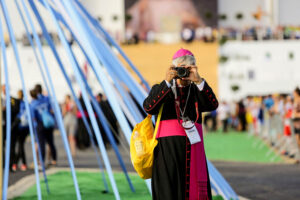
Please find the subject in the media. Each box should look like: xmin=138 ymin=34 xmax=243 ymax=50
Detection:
xmin=8 ymin=131 xmax=300 ymax=200
xmin=213 ymin=161 xmax=300 ymax=200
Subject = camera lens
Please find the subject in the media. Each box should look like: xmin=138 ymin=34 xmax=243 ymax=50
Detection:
xmin=177 ymin=68 xmax=186 ymax=77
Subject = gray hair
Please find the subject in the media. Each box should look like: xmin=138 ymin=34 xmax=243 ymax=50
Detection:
xmin=172 ymin=55 xmax=196 ymax=66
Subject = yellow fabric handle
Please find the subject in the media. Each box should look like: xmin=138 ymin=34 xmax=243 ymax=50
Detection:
xmin=151 ymin=104 xmax=164 ymax=144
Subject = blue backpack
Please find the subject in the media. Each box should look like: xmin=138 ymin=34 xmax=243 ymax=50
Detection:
xmin=41 ymin=109 xmax=55 ymax=128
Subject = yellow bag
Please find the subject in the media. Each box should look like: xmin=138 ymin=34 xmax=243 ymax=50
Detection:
xmin=130 ymin=104 xmax=164 ymax=179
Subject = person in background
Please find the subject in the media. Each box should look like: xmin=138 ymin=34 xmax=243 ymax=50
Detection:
xmin=292 ymin=87 xmax=300 ymax=163
xmin=238 ymin=100 xmax=247 ymax=131
xmin=13 ymin=90 xmax=29 ymax=171
xmin=62 ymin=95 xmax=77 ymax=157
xmin=210 ymin=110 xmax=217 ymax=131
xmin=281 ymin=95 xmax=293 ymax=155
xmin=258 ymin=100 xmax=265 ymax=135
xmin=95 ymin=93 xmax=108 ymax=147
xmin=264 ymin=94 xmax=274 ymax=107
xmin=76 ymin=93 xmax=90 ymax=149
xmin=283 ymin=96 xmax=293 ymax=138
xmin=217 ymin=101 xmax=230 ymax=133
xmin=2 ymin=85 xmax=20 ymax=172
xmin=203 ymin=110 xmax=217 ymax=132
xmin=181 ymin=26 xmax=195 ymax=43
xmin=230 ymin=102 xmax=239 ymax=130
xmin=97 ymin=93 xmax=119 ymax=145
xmin=269 ymin=95 xmax=283 ymax=145
xmin=247 ymin=96 xmax=260 ymax=135
xmin=31 ymin=85 xmax=57 ymax=167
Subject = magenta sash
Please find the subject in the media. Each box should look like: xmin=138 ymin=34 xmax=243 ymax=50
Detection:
xmin=156 ymin=120 xmax=209 ymax=200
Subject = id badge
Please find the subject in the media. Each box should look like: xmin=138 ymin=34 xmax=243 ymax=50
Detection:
xmin=182 ymin=121 xmax=201 ymax=144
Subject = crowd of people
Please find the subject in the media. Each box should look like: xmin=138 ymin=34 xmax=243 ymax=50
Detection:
xmin=3 ymin=81 xmax=300 ymax=173
xmin=219 ymin=26 xmax=300 ymax=41
xmin=2 ymin=84 xmax=56 ymax=172
xmin=2 ymin=84 xmax=120 ymax=172
xmin=204 ymin=87 xmax=300 ymax=162
xmin=124 ymin=25 xmax=300 ymax=44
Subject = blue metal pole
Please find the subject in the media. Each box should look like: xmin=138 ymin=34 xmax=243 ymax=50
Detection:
xmin=74 ymin=0 xmax=151 ymax=91
xmin=0 ymin=11 xmax=12 ymax=200
xmin=41 ymin=0 xmax=121 ymax=198
xmin=59 ymin=0 xmax=134 ymax=144
xmin=21 ymin=0 xmax=82 ymax=199
xmin=73 ymin=59 xmax=135 ymax=192
xmin=27 ymin=0 xmax=109 ymax=192
xmin=15 ymin=0 xmax=51 ymax=193
xmin=0 ymin=0 xmax=42 ymax=199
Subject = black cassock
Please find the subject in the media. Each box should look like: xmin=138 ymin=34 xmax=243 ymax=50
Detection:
xmin=143 ymin=80 xmax=218 ymax=200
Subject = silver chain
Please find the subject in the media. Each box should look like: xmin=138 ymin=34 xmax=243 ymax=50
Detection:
xmin=178 ymin=84 xmax=191 ymax=120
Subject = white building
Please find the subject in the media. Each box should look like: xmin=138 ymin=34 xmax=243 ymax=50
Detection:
xmin=218 ymin=41 xmax=300 ymax=101
xmin=2 ymin=0 xmax=125 ymax=41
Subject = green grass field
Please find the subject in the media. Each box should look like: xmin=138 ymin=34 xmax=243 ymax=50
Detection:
xmin=14 ymin=171 xmax=149 ymax=200
xmin=13 ymin=171 xmax=224 ymax=200
xmin=14 ymin=131 xmax=282 ymax=199
xmin=204 ymin=131 xmax=283 ymax=163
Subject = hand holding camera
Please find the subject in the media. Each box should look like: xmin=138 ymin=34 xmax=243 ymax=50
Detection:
xmin=166 ymin=65 xmax=178 ymax=83
xmin=167 ymin=65 xmax=202 ymax=84
xmin=182 ymin=65 xmax=203 ymax=84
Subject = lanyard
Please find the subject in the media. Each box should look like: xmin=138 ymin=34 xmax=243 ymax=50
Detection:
xmin=175 ymin=100 xmax=199 ymax=128
xmin=173 ymin=82 xmax=200 ymax=126
xmin=172 ymin=80 xmax=191 ymax=117
xmin=179 ymin=84 xmax=191 ymax=117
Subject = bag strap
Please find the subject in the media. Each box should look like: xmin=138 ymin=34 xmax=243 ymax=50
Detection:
xmin=151 ymin=104 xmax=164 ymax=143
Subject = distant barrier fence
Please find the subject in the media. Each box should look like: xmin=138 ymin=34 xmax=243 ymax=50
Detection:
xmin=248 ymin=109 xmax=300 ymax=162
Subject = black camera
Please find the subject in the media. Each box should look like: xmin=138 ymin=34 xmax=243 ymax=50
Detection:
xmin=174 ymin=67 xmax=190 ymax=78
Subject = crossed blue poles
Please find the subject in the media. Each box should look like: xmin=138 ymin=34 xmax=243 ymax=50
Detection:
xmin=28 ymin=0 xmax=110 ymax=192
xmin=40 ymin=0 xmax=124 ymax=199
xmin=36 ymin=0 xmax=136 ymax=194
xmin=0 ymin=1 xmax=42 ymax=199
xmin=77 ymin=18 xmax=147 ymax=109
xmin=71 ymin=48 xmax=135 ymax=192
xmin=15 ymin=0 xmax=53 ymax=194
xmin=74 ymin=0 xmax=151 ymax=92
xmin=61 ymin=0 xmax=134 ymax=148
xmin=18 ymin=0 xmax=83 ymax=198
